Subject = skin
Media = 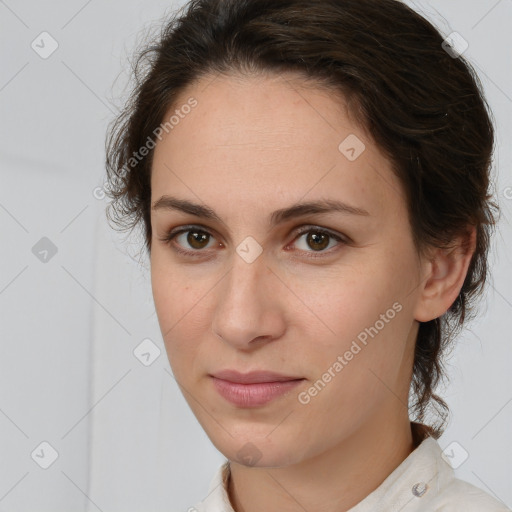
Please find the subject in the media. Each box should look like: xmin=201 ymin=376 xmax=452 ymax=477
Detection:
xmin=149 ymin=71 xmax=475 ymax=512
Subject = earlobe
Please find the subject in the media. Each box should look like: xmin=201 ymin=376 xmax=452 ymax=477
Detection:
xmin=413 ymin=227 xmax=477 ymax=323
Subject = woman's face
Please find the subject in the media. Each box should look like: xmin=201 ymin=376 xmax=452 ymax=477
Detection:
xmin=150 ymin=72 xmax=427 ymax=467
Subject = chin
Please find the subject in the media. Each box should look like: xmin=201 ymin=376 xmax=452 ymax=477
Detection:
xmin=205 ymin=426 xmax=309 ymax=468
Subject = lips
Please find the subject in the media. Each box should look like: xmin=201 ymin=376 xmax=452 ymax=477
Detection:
xmin=210 ymin=369 xmax=305 ymax=407
xmin=211 ymin=369 xmax=304 ymax=384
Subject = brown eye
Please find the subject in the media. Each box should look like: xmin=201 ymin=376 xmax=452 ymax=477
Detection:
xmin=291 ymin=227 xmax=346 ymax=256
xmin=305 ymin=231 xmax=330 ymax=251
xmin=186 ymin=230 xmax=210 ymax=249
xmin=159 ymin=226 xmax=218 ymax=256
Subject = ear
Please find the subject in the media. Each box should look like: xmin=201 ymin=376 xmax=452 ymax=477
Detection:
xmin=413 ymin=226 xmax=477 ymax=323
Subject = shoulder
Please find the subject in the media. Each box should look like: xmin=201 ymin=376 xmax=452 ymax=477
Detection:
xmin=430 ymin=476 xmax=510 ymax=511
xmin=398 ymin=432 xmax=510 ymax=512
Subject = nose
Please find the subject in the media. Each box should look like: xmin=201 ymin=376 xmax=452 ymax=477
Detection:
xmin=211 ymin=250 xmax=286 ymax=351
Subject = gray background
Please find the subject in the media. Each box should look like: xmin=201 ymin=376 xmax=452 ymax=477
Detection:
xmin=0 ymin=1 xmax=511 ymax=511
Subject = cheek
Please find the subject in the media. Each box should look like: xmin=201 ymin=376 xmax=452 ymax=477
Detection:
xmin=151 ymin=250 xmax=201 ymax=331
xmin=151 ymin=258 xmax=203 ymax=363
xmin=296 ymin=267 xmax=392 ymax=343
xmin=294 ymin=292 xmax=411 ymax=439
xmin=296 ymin=252 xmax=415 ymax=382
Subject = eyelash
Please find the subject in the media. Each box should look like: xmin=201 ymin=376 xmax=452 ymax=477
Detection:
xmin=158 ymin=224 xmax=349 ymax=260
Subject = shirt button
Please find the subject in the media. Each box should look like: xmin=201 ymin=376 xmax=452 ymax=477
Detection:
xmin=412 ymin=482 xmax=428 ymax=497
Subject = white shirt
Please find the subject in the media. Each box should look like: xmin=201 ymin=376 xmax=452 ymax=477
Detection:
xmin=192 ymin=435 xmax=510 ymax=511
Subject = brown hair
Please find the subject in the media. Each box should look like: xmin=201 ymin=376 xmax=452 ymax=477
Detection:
xmin=104 ymin=0 xmax=499 ymax=437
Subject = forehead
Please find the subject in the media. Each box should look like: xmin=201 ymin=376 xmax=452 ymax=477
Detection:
xmin=151 ymin=72 xmax=405 ymax=219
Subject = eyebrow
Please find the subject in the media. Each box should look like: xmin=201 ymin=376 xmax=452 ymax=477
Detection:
xmin=151 ymin=195 xmax=370 ymax=226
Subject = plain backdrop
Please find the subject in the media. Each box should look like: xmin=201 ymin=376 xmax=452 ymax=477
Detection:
xmin=0 ymin=1 xmax=511 ymax=511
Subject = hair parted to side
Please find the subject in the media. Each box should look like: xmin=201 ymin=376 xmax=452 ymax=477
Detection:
xmin=104 ymin=0 xmax=499 ymax=437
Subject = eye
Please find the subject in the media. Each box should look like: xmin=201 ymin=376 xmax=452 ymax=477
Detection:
xmin=288 ymin=226 xmax=347 ymax=258
xmin=158 ymin=225 xmax=220 ymax=257
xmin=158 ymin=224 xmax=348 ymax=259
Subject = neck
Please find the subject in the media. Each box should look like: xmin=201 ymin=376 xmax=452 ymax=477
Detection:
xmin=227 ymin=413 xmax=419 ymax=512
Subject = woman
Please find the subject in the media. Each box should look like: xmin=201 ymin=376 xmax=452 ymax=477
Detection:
xmin=105 ymin=0 xmax=509 ymax=510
